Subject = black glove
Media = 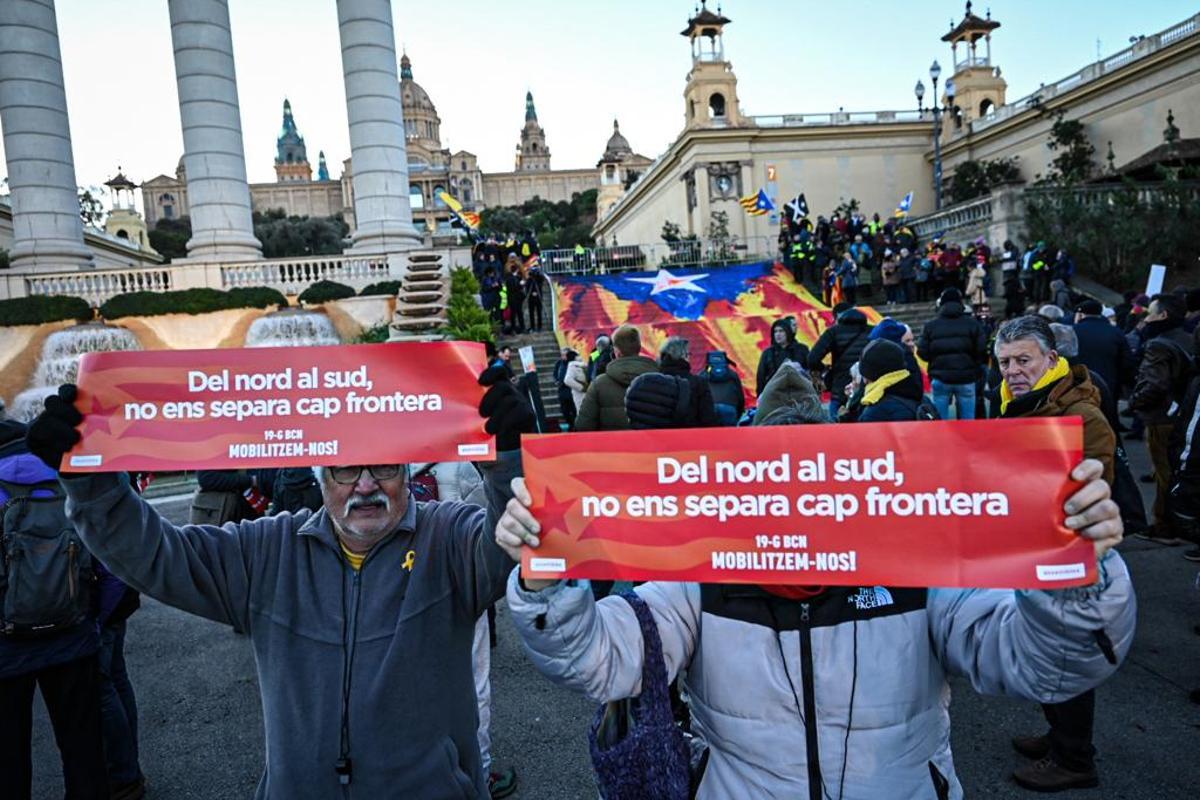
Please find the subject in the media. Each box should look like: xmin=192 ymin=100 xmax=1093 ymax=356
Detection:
xmin=26 ymin=384 xmax=83 ymax=471
xmin=478 ymin=369 xmax=536 ymax=452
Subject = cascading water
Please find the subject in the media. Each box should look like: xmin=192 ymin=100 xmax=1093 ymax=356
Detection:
xmin=244 ymin=309 xmax=341 ymax=348
xmin=11 ymin=323 xmax=142 ymax=422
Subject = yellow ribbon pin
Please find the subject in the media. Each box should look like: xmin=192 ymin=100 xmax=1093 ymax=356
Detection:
xmin=402 ymin=550 xmax=416 ymax=572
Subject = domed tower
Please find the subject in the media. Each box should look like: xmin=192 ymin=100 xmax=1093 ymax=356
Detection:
xmin=682 ymin=1 xmax=743 ymax=130
xmin=941 ymin=1 xmax=1007 ymax=130
xmin=598 ymin=119 xmax=633 ymax=218
xmin=103 ymin=169 xmax=157 ymax=254
xmin=399 ymin=53 xmax=442 ymax=163
xmin=274 ymin=99 xmax=312 ymax=181
xmin=515 ymin=91 xmax=551 ymax=171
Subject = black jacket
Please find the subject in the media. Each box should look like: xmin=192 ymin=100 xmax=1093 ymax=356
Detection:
xmin=1073 ymin=316 xmax=1134 ymax=398
xmin=1131 ymin=321 xmax=1194 ymax=424
xmin=660 ymin=354 xmax=719 ymax=427
xmin=917 ymin=302 xmax=986 ymax=385
xmin=808 ymin=309 xmax=873 ymax=402
xmin=756 ymin=321 xmax=811 ymax=397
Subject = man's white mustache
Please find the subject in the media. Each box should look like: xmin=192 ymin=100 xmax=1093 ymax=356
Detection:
xmin=345 ymin=492 xmax=390 ymax=515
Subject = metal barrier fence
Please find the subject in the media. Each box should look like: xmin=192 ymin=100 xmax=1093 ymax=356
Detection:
xmin=540 ymin=236 xmax=779 ymax=276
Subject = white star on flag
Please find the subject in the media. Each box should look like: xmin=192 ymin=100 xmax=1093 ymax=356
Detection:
xmin=625 ymin=269 xmax=709 ymax=295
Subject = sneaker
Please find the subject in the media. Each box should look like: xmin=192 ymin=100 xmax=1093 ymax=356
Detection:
xmin=1011 ymin=734 xmax=1051 ymax=760
xmin=489 ymin=767 xmax=517 ymax=799
xmin=1183 ymin=546 xmax=1200 ymax=562
xmin=1012 ymin=757 xmax=1099 ymax=792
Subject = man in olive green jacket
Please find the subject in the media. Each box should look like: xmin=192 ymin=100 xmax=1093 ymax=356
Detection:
xmin=574 ymin=324 xmax=657 ymax=431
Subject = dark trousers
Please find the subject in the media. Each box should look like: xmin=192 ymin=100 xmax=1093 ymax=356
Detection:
xmin=528 ymin=296 xmax=543 ymax=331
xmin=901 ymin=278 xmax=916 ymax=304
xmin=1147 ymin=422 xmax=1176 ymax=527
xmin=843 ymin=285 xmax=857 ymax=304
xmin=99 ymin=622 xmax=140 ymax=785
xmin=0 ymin=655 xmax=109 ymax=800
xmin=1042 ymin=689 xmax=1096 ymax=771
xmin=1032 ymin=271 xmax=1049 ymax=302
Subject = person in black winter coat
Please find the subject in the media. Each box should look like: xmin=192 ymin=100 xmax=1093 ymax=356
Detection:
xmin=756 ymin=318 xmax=810 ymax=397
xmin=656 ymin=337 xmax=718 ymax=427
xmin=1073 ymin=300 xmax=1134 ymax=402
xmin=856 ymin=340 xmax=926 ymax=422
xmin=917 ymin=288 xmax=987 ymax=420
xmin=808 ymin=306 xmax=874 ymax=420
xmin=702 ymin=351 xmax=746 ymax=425
xmin=625 ymin=372 xmax=697 ymax=429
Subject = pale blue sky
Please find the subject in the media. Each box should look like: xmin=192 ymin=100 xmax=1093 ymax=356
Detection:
xmin=2 ymin=1 xmax=1197 ymax=199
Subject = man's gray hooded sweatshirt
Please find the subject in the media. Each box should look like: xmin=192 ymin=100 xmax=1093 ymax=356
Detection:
xmin=62 ymin=453 xmax=520 ymax=800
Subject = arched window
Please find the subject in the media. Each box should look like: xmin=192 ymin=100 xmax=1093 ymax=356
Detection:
xmin=409 ymin=184 xmax=424 ymax=210
xmin=116 ymin=229 xmax=129 ymax=240
xmin=286 ymin=153 xmax=294 ymax=163
xmin=433 ymin=185 xmax=447 ymax=208
xmin=689 ymin=99 xmax=696 ymax=121
xmin=461 ymin=184 xmax=473 ymax=203
xmin=159 ymin=193 xmax=175 ymax=219
xmin=461 ymin=160 xmax=467 ymax=171
xmin=979 ymin=98 xmax=995 ymax=117
xmin=709 ymin=93 xmax=726 ymax=118
xmin=530 ymin=142 xmax=537 ymax=153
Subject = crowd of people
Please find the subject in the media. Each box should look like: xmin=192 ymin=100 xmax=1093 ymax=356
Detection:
xmin=3 ymin=230 xmax=1197 ymax=799
xmin=473 ymin=234 xmax=548 ymax=335
xmin=779 ymin=208 xmax=1080 ymax=320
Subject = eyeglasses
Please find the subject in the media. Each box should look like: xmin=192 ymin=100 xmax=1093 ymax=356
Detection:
xmin=328 ymin=465 xmax=403 ymax=485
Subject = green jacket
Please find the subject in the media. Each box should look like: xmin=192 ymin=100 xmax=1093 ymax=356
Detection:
xmin=574 ymin=355 xmax=658 ymax=431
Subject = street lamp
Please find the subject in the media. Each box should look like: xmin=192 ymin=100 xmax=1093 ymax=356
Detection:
xmin=929 ymin=60 xmax=944 ymax=211
xmin=914 ymin=79 xmax=925 ymax=113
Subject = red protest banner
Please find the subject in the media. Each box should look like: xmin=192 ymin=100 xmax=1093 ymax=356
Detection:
xmin=64 ymin=342 xmax=492 ymax=472
xmin=521 ymin=418 xmax=1093 ymax=589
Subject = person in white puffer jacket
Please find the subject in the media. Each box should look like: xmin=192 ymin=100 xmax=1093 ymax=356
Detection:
xmin=411 ymin=462 xmax=516 ymax=798
xmin=492 ymin=367 xmax=1136 ymax=800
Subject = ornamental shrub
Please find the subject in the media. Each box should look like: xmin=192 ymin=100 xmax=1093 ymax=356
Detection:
xmin=0 ymin=295 xmax=93 ymax=326
xmin=359 ymin=280 xmax=402 ymax=297
xmin=298 ymin=280 xmax=355 ymax=305
xmin=99 ymin=287 xmax=286 ymax=319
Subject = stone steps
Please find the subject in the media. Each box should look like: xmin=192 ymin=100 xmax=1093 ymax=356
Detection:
xmin=389 ymin=252 xmax=449 ymax=340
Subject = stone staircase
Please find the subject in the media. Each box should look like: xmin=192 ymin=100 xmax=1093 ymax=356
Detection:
xmin=389 ymin=251 xmax=449 ymax=341
xmin=498 ymin=290 xmax=564 ymax=425
xmin=874 ymin=300 xmax=941 ymax=338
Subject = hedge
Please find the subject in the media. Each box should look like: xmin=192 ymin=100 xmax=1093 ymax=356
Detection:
xmin=298 ymin=280 xmax=355 ymax=305
xmin=442 ymin=267 xmax=495 ymax=343
xmin=0 ymin=295 xmax=93 ymax=327
xmin=359 ymin=280 xmax=402 ymax=297
xmin=99 ymin=287 xmax=286 ymax=320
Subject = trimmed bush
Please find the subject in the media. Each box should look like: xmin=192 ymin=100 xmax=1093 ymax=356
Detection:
xmin=99 ymin=287 xmax=286 ymax=320
xmin=0 ymin=295 xmax=93 ymax=327
xmin=442 ymin=267 xmax=495 ymax=343
xmin=359 ymin=280 xmax=402 ymax=297
xmin=298 ymin=280 xmax=355 ymax=305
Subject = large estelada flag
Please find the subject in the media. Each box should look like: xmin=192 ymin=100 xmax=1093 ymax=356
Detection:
xmin=554 ymin=262 xmax=882 ymax=405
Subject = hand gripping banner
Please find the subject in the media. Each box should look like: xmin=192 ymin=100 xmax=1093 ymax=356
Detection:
xmin=64 ymin=342 xmax=492 ymax=471
xmin=521 ymin=418 xmax=1095 ymax=589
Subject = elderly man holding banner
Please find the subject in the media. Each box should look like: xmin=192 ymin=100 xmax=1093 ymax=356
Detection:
xmin=25 ymin=361 xmax=535 ymax=800
xmin=495 ymin=360 xmax=1135 ymax=800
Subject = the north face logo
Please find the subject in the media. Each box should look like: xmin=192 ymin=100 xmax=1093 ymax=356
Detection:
xmin=848 ymin=587 xmax=894 ymax=611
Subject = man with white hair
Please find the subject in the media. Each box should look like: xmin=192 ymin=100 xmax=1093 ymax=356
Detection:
xmin=24 ymin=369 xmax=535 ymax=800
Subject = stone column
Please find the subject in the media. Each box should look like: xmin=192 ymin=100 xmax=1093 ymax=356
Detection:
xmin=0 ymin=0 xmax=93 ymax=271
xmin=335 ymin=0 xmax=422 ymax=254
xmin=168 ymin=0 xmax=261 ymax=261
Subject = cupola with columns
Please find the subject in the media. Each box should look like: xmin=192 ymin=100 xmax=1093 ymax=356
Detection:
xmin=940 ymin=1 xmax=1007 ymax=131
xmin=682 ymin=1 xmax=742 ymax=130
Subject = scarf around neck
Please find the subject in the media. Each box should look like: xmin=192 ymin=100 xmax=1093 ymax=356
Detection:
xmin=999 ymin=357 xmax=1070 ymax=415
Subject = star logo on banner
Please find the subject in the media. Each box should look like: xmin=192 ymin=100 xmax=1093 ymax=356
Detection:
xmin=626 ymin=269 xmax=709 ymax=295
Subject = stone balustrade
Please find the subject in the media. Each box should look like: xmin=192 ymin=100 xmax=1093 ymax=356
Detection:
xmin=21 ymin=266 xmax=176 ymax=307
xmin=220 ymin=254 xmax=391 ymax=296
xmin=908 ymin=196 xmax=994 ymax=240
xmin=0 ymin=246 xmax=472 ymax=306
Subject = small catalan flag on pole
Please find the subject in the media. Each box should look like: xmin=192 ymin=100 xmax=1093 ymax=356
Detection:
xmin=894 ymin=191 xmax=914 ymax=218
xmin=739 ymin=189 xmax=775 ymax=216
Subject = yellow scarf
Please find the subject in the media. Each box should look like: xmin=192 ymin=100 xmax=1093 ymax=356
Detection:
xmin=999 ymin=357 xmax=1070 ymax=415
xmin=862 ymin=370 xmax=911 ymax=406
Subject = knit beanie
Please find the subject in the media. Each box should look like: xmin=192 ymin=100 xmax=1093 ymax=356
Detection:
xmin=939 ymin=287 xmax=962 ymax=305
xmin=868 ymin=317 xmax=907 ymax=344
xmin=858 ymin=339 xmax=907 ymax=382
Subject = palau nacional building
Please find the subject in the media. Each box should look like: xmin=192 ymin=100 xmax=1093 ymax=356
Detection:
xmin=139 ymin=56 xmax=652 ymax=239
